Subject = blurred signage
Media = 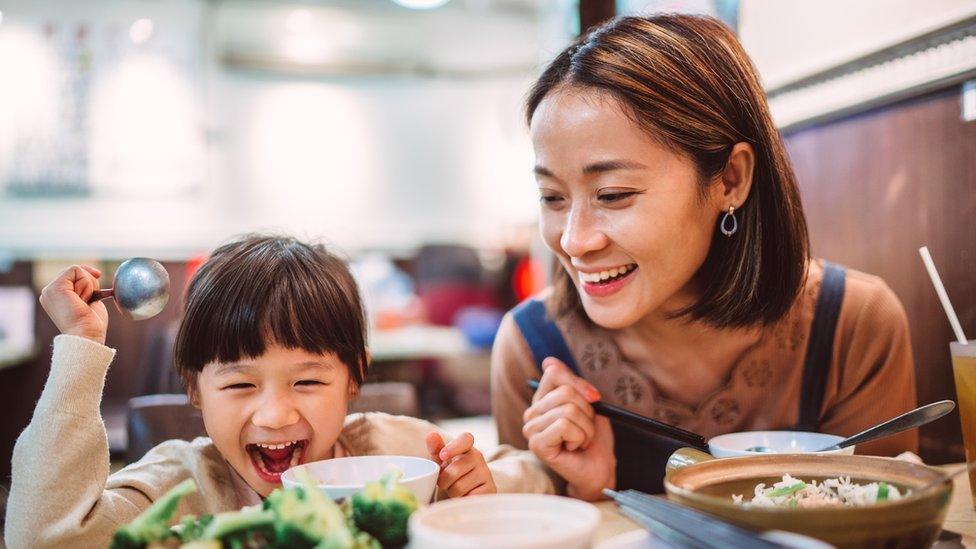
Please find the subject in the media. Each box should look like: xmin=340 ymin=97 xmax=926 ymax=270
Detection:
xmin=0 ymin=2 xmax=207 ymax=199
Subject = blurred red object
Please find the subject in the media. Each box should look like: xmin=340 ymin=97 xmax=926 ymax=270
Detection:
xmin=374 ymin=296 xmax=427 ymax=330
xmin=414 ymin=244 xmax=495 ymax=327
xmin=417 ymin=283 xmax=494 ymax=326
xmin=512 ymin=256 xmax=544 ymax=302
xmin=184 ymin=253 xmax=208 ymax=292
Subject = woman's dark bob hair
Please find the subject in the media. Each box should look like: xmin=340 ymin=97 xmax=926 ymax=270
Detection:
xmin=526 ymin=14 xmax=810 ymax=328
xmin=174 ymin=234 xmax=368 ymax=387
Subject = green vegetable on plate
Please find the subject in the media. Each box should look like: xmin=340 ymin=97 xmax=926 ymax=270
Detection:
xmin=764 ymin=482 xmax=807 ymax=498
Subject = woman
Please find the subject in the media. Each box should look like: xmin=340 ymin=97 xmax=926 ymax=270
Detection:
xmin=490 ymin=14 xmax=917 ymax=500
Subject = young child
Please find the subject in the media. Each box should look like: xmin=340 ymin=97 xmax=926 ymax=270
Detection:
xmin=5 ymin=235 xmax=553 ymax=548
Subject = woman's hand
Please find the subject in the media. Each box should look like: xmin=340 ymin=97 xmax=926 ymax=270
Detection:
xmin=523 ymin=358 xmax=615 ymax=501
xmin=39 ymin=265 xmax=109 ymax=345
xmin=426 ymin=432 xmax=497 ymax=497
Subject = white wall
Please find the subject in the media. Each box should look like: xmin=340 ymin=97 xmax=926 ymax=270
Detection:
xmin=0 ymin=0 xmax=564 ymax=260
xmin=214 ymin=71 xmax=540 ymax=252
xmin=0 ymin=0 xmax=222 ymax=260
xmin=739 ymin=0 xmax=976 ymax=89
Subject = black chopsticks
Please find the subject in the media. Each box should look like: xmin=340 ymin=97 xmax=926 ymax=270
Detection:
xmin=527 ymin=379 xmax=708 ymax=450
xmin=604 ymin=489 xmax=786 ymax=549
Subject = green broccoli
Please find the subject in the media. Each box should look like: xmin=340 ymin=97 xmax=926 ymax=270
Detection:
xmin=177 ymin=541 xmax=221 ymax=549
xmin=315 ymin=529 xmax=381 ymax=549
xmin=264 ymin=483 xmax=362 ymax=548
xmin=111 ymin=478 xmax=197 ymax=549
xmin=172 ymin=514 xmax=214 ymax=543
xmin=197 ymin=506 xmax=275 ymax=544
xmin=349 ymin=470 xmax=418 ymax=548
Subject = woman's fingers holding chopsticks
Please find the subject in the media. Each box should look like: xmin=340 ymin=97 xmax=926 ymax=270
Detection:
xmin=523 ymin=403 xmax=596 ymax=451
xmin=528 ymin=416 xmax=591 ymax=456
xmin=524 ymin=384 xmax=596 ymax=423
xmin=524 ymin=359 xmax=601 ymax=451
xmin=533 ymin=358 xmax=602 ymax=404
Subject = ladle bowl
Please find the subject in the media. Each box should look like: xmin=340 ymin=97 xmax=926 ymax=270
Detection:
xmin=88 ymin=258 xmax=169 ymax=320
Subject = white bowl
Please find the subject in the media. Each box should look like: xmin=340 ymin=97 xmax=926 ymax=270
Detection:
xmin=281 ymin=455 xmax=439 ymax=503
xmin=408 ymin=494 xmax=600 ymax=549
xmin=595 ymin=530 xmax=653 ymax=549
xmin=708 ymin=431 xmax=855 ymax=458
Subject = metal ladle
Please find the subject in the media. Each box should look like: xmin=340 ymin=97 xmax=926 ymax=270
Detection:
xmin=745 ymin=400 xmax=956 ymax=453
xmin=87 ymin=258 xmax=170 ymax=320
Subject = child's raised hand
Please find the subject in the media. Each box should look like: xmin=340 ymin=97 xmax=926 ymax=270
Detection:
xmin=425 ymin=431 xmax=496 ymax=498
xmin=39 ymin=265 xmax=109 ymax=345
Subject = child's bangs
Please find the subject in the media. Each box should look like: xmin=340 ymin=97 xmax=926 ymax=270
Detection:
xmin=175 ymin=236 xmax=368 ymax=385
xmin=260 ymin=272 xmax=366 ymax=375
xmin=191 ymin=278 xmax=364 ymax=379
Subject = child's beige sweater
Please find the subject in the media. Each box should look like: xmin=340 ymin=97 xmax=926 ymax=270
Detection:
xmin=5 ymin=335 xmax=554 ymax=548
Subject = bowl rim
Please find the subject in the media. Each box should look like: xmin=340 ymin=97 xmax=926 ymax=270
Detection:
xmin=281 ymin=455 xmax=439 ymax=489
xmin=664 ymin=454 xmax=953 ymax=515
xmin=408 ymin=493 xmax=601 ymax=544
xmin=708 ymin=430 xmax=847 ymax=454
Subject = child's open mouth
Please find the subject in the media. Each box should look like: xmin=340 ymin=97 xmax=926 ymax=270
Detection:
xmin=246 ymin=439 xmax=308 ymax=483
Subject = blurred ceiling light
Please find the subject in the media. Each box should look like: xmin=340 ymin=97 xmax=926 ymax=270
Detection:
xmin=90 ymin=54 xmax=202 ymax=194
xmin=0 ymin=10 xmax=4 ymax=27
xmin=391 ymin=0 xmax=452 ymax=9
xmin=281 ymin=34 xmax=330 ymax=63
xmin=286 ymin=9 xmax=312 ymax=33
xmin=129 ymin=18 xmax=154 ymax=44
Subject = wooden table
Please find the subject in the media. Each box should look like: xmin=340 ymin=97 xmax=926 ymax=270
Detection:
xmin=942 ymin=464 xmax=976 ymax=546
xmin=593 ymin=464 xmax=976 ymax=547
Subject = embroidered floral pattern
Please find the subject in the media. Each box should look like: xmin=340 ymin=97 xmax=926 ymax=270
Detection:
xmin=654 ymin=406 xmax=687 ymax=427
xmin=613 ymin=374 xmax=643 ymax=406
xmin=709 ymin=397 xmax=741 ymax=425
xmin=743 ymin=359 xmax=772 ymax=388
xmin=581 ymin=341 xmax=612 ymax=372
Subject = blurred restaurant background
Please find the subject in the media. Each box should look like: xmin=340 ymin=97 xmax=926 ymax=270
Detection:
xmin=0 ymin=0 xmax=974 ymax=513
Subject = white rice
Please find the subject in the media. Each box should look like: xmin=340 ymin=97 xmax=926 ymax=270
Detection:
xmin=731 ymin=474 xmax=907 ymax=508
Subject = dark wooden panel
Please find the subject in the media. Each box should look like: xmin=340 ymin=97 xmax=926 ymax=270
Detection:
xmin=784 ymin=86 xmax=976 ymax=463
xmin=579 ymin=0 xmax=615 ymax=34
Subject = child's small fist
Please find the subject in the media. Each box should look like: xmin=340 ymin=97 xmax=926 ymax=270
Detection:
xmin=39 ymin=265 xmax=109 ymax=345
xmin=425 ymin=431 xmax=496 ymax=498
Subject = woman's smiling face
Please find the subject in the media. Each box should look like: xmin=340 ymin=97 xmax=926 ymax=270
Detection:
xmin=193 ymin=344 xmax=353 ymax=497
xmin=531 ymin=88 xmax=724 ymax=329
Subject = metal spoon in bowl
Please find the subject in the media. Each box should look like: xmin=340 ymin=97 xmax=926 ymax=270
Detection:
xmin=745 ymin=400 xmax=956 ymax=453
xmin=87 ymin=258 xmax=170 ymax=320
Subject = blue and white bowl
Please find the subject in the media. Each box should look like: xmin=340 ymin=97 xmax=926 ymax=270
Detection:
xmin=708 ymin=431 xmax=856 ymax=458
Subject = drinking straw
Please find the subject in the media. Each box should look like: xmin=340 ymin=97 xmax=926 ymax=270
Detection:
xmin=919 ymin=246 xmax=968 ymax=344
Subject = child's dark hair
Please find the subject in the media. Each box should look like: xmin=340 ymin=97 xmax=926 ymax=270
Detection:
xmin=174 ymin=234 xmax=368 ymax=388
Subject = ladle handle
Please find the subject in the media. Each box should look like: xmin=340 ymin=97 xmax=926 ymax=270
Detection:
xmin=831 ymin=400 xmax=955 ymax=450
xmin=88 ymin=288 xmax=114 ymax=304
xmin=922 ymin=460 xmax=976 ymax=493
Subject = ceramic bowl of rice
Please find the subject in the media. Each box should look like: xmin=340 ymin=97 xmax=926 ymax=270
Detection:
xmin=664 ymin=449 xmax=953 ymax=548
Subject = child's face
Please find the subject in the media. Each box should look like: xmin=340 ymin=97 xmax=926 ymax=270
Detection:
xmin=193 ymin=344 xmax=354 ymax=497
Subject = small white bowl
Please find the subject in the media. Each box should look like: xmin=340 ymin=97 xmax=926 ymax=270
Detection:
xmin=408 ymin=494 xmax=600 ymax=549
xmin=281 ymin=455 xmax=439 ymax=503
xmin=708 ymin=431 xmax=855 ymax=458
xmin=596 ymin=529 xmax=653 ymax=549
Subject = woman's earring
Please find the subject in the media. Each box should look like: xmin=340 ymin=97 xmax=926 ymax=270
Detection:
xmin=720 ymin=206 xmax=738 ymax=237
